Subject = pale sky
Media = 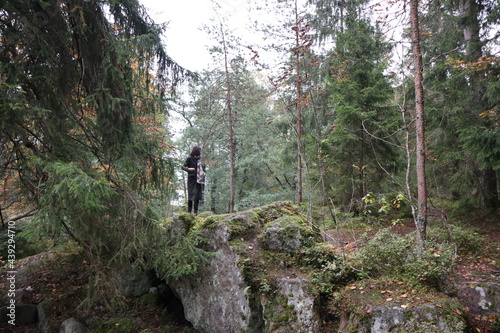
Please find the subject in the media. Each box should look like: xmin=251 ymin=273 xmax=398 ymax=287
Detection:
xmin=139 ymin=0 xmax=255 ymax=72
xmin=139 ymin=0 xmax=211 ymax=71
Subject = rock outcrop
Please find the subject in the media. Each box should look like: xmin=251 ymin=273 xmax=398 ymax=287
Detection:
xmin=340 ymin=303 xmax=467 ymax=333
xmin=161 ymin=202 xmax=477 ymax=333
xmin=167 ymin=202 xmax=321 ymax=333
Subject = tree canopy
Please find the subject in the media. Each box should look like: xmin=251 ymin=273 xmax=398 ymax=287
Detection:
xmin=0 ymin=0 xmax=202 ymax=304
xmin=1 ymin=0 xmax=499 ymax=298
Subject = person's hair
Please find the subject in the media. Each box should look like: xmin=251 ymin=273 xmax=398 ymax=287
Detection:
xmin=190 ymin=145 xmax=201 ymax=157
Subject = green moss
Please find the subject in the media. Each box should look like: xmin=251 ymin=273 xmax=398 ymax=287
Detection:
xmin=178 ymin=213 xmax=196 ymax=233
xmin=262 ymin=293 xmax=298 ymax=331
xmin=139 ymin=292 xmax=159 ymax=307
xmin=226 ymin=214 xmax=259 ymax=240
xmin=198 ymin=214 xmax=226 ymax=230
xmin=95 ymin=318 xmax=138 ymax=333
xmin=255 ymin=201 xmax=301 ymax=223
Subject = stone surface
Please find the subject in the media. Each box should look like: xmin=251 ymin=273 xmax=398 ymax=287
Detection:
xmin=457 ymin=282 xmax=499 ymax=315
xmin=114 ymin=265 xmax=156 ymax=298
xmin=37 ymin=300 xmax=51 ymax=333
xmin=168 ymin=222 xmax=253 ymax=333
xmin=60 ymin=317 xmax=88 ymax=333
xmin=273 ymin=278 xmax=320 ymax=333
xmin=261 ymin=216 xmax=314 ymax=253
xmin=342 ymin=304 xmax=467 ymax=333
xmin=167 ymin=202 xmax=321 ymax=333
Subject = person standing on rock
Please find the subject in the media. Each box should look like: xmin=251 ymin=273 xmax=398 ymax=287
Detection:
xmin=182 ymin=145 xmax=205 ymax=215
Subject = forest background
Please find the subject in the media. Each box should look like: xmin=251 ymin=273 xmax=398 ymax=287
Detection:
xmin=0 ymin=0 xmax=499 ymax=328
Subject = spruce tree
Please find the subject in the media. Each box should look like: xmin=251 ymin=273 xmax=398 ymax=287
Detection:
xmin=0 ymin=0 xmax=203 ymax=306
xmin=418 ymin=0 xmax=500 ymax=212
xmin=308 ymin=0 xmax=400 ymax=208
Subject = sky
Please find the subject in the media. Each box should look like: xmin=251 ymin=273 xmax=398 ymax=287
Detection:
xmin=139 ymin=0 xmax=211 ymax=71
xmin=139 ymin=0 xmax=255 ymax=72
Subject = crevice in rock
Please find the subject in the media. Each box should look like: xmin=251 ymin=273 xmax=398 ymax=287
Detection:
xmin=248 ymin=294 xmax=265 ymax=333
xmin=156 ymin=283 xmax=192 ymax=327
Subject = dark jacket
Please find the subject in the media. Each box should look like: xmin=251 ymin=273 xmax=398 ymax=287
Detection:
xmin=183 ymin=155 xmax=203 ymax=201
xmin=183 ymin=155 xmax=199 ymax=178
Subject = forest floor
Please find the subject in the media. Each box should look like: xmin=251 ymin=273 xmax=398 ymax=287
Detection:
xmin=1 ymin=213 xmax=499 ymax=332
xmin=324 ymin=215 xmax=500 ymax=332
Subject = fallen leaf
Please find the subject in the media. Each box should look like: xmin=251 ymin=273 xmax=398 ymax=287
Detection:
xmin=400 ymin=293 xmax=408 ymax=298
xmin=386 ymin=298 xmax=393 ymax=302
xmin=401 ymin=304 xmax=409 ymax=309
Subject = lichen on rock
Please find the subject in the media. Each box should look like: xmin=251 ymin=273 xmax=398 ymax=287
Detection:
xmin=260 ymin=215 xmax=319 ymax=253
xmin=165 ymin=201 xmax=322 ymax=333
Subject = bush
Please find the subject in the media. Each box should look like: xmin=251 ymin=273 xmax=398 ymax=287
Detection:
xmin=350 ymin=229 xmax=412 ymax=277
xmin=427 ymin=223 xmax=486 ymax=256
xmin=298 ymin=243 xmax=354 ymax=293
xmin=350 ymin=228 xmax=456 ymax=289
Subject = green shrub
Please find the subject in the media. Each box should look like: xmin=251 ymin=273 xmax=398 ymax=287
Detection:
xmin=350 ymin=228 xmax=412 ymax=277
xmin=350 ymin=228 xmax=456 ymax=288
xmin=298 ymin=243 xmax=354 ymax=293
xmin=427 ymin=223 xmax=486 ymax=255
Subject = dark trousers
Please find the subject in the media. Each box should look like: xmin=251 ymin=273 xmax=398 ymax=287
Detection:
xmin=188 ymin=200 xmax=199 ymax=214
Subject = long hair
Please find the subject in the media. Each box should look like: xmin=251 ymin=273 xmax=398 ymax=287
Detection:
xmin=190 ymin=145 xmax=201 ymax=158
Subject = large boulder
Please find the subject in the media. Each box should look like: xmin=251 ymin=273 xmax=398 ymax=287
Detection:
xmin=167 ymin=202 xmax=321 ymax=333
xmin=167 ymin=219 xmax=253 ymax=332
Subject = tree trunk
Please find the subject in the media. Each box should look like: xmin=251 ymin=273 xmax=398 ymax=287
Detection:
xmin=221 ymin=24 xmax=236 ymax=213
xmin=410 ymin=0 xmax=427 ymax=250
xmin=294 ymin=0 xmax=303 ymax=205
xmin=479 ymin=168 xmax=500 ymax=212
xmin=211 ymin=175 xmax=217 ymax=214
xmin=459 ymin=0 xmax=499 ymax=211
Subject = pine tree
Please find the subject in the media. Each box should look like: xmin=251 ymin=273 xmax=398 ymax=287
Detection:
xmin=410 ymin=0 xmax=428 ymax=249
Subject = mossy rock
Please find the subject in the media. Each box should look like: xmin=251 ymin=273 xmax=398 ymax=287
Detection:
xmin=260 ymin=215 xmax=319 ymax=253
xmin=262 ymin=293 xmax=299 ymax=332
xmin=198 ymin=214 xmax=227 ymax=230
xmin=336 ymin=279 xmax=468 ymax=332
xmin=139 ymin=292 xmax=159 ymax=307
xmin=178 ymin=213 xmax=196 ymax=233
xmin=225 ymin=213 xmax=260 ymax=241
xmin=253 ymin=201 xmax=301 ymax=223
xmin=95 ymin=318 xmax=138 ymax=333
